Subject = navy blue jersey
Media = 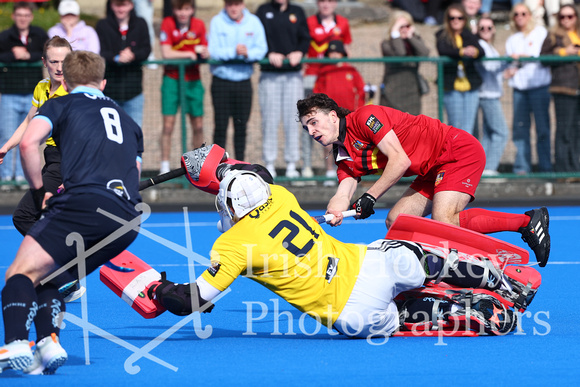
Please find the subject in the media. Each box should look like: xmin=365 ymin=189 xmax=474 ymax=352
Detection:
xmin=36 ymin=87 xmax=143 ymax=206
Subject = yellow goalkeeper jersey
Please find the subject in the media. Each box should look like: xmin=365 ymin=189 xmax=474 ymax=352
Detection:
xmin=32 ymin=78 xmax=68 ymax=147
xmin=201 ymin=185 xmax=367 ymax=327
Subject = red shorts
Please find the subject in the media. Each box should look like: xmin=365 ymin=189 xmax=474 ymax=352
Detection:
xmin=410 ymin=127 xmax=485 ymax=201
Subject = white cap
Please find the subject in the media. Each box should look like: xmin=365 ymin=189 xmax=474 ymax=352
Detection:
xmin=58 ymin=1 xmax=80 ymax=16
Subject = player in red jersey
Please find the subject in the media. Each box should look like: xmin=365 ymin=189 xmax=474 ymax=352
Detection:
xmin=158 ymin=0 xmax=209 ymax=174
xmin=297 ymin=93 xmax=551 ymax=267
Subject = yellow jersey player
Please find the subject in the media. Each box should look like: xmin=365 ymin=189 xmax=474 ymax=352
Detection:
xmin=142 ymin=146 xmax=519 ymax=338
xmin=151 ymin=169 xmax=513 ymax=338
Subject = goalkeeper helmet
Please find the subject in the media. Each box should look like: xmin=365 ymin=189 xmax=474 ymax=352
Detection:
xmin=215 ymin=170 xmax=271 ymax=232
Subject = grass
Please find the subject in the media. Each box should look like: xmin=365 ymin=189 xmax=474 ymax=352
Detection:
xmin=0 ymin=3 xmax=99 ymax=32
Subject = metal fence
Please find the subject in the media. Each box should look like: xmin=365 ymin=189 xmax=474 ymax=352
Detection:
xmin=2 ymin=55 xmax=580 ymax=188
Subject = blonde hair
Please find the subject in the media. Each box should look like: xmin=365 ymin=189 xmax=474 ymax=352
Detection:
xmin=387 ymin=10 xmax=413 ymax=38
xmin=510 ymin=3 xmax=535 ymax=35
xmin=63 ymin=51 xmax=105 ymax=89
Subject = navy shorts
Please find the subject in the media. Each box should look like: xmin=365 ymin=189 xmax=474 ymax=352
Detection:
xmin=27 ymin=192 xmax=141 ymax=276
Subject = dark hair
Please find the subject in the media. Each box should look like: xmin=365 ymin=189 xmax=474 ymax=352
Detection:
xmin=13 ymin=1 xmax=35 ymax=13
xmin=172 ymin=0 xmax=195 ymax=9
xmin=297 ymin=93 xmax=351 ymax=120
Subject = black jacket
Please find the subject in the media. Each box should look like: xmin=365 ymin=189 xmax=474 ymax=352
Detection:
xmin=96 ymin=12 xmax=151 ymax=102
xmin=0 ymin=25 xmax=48 ymax=94
xmin=256 ymin=1 xmax=310 ymax=72
xmin=540 ymin=29 xmax=580 ymax=96
xmin=436 ymin=29 xmax=483 ymax=92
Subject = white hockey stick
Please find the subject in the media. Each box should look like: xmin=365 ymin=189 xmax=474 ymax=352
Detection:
xmin=312 ymin=209 xmax=358 ymax=224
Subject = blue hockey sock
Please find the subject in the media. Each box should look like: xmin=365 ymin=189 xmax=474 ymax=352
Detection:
xmin=1 ymin=274 xmax=37 ymax=343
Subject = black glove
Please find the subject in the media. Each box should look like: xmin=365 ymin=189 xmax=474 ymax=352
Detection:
xmin=352 ymin=193 xmax=376 ymax=219
xmin=147 ymin=272 xmax=214 ymax=316
xmin=30 ymin=186 xmax=46 ymax=213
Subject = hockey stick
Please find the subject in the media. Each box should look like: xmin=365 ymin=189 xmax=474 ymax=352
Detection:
xmin=312 ymin=209 xmax=358 ymax=224
xmin=139 ymin=166 xmax=186 ymax=191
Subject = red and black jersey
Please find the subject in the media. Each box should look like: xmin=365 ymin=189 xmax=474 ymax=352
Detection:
xmin=305 ymin=13 xmax=352 ymax=76
xmin=159 ymin=16 xmax=207 ymax=81
xmin=334 ymin=105 xmax=452 ymax=183
xmin=314 ymin=63 xmax=365 ymax=111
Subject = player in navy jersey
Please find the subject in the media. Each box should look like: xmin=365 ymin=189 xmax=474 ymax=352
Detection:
xmin=0 ymin=51 xmax=143 ymax=375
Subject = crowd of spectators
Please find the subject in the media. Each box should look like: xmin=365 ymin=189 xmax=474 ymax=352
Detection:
xmin=1 ymin=0 xmax=580 ymax=185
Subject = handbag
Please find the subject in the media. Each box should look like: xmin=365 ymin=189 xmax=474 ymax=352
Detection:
xmin=417 ymin=72 xmax=430 ymax=96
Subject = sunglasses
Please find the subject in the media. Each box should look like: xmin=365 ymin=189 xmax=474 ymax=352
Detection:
xmin=449 ymin=16 xmax=465 ymax=21
xmin=400 ymin=24 xmax=411 ymax=29
xmin=479 ymin=26 xmax=494 ymax=31
xmin=513 ymin=12 xmax=528 ymax=17
xmin=559 ymin=14 xmax=576 ymax=20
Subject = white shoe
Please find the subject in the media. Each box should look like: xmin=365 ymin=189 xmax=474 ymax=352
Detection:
xmin=159 ymin=160 xmax=171 ymax=175
xmin=146 ymin=54 xmax=158 ymax=70
xmin=24 ymin=333 xmax=67 ymax=375
xmin=482 ymin=169 xmax=500 ymax=176
xmin=0 ymin=339 xmax=33 ymax=373
xmin=301 ymin=167 xmax=314 ymax=178
xmin=285 ymin=167 xmax=300 ymax=179
xmin=266 ymin=163 xmax=277 ymax=179
xmin=323 ymin=170 xmax=337 ymax=187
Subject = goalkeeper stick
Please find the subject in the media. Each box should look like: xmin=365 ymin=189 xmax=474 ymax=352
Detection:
xmin=312 ymin=209 xmax=358 ymax=224
xmin=139 ymin=167 xmax=186 ymax=191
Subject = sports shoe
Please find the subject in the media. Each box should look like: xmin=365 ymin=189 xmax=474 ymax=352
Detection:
xmin=323 ymin=169 xmax=337 ymax=187
xmin=24 ymin=333 xmax=67 ymax=375
xmin=448 ymin=293 xmax=517 ymax=335
xmin=519 ymin=207 xmax=550 ymax=267
xmin=0 ymin=339 xmax=33 ymax=373
xmin=59 ymin=280 xmax=86 ymax=303
xmin=285 ymin=166 xmax=300 ymax=179
xmin=301 ymin=167 xmax=314 ymax=178
xmin=266 ymin=163 xmax=277 ymax=179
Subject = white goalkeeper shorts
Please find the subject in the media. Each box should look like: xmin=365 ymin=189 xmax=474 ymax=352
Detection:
xmin=334 ymin=239 xmax=426 ymax=338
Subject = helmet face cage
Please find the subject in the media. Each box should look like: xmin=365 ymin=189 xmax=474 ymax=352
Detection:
xmin=215 ymin=170 xmax=271 ymax=232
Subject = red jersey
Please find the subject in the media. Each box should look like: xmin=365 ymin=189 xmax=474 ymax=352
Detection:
xmin=335 ymin=105 xmax=452 ymax=183
xmin=314 ymin=64 xmax=365 ymax=111
xmin=305 ymin=14 xmax=352 ymax=76
xmin=159 ymin=16 xmax=208 ymax=81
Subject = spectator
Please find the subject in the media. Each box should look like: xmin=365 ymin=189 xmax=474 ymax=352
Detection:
xmin=540 ymin=4 xmax=580 ymax=172
xmin=424 ymin=0 xmax=455 ymax=26
xmin=302 ymin=0 xmax=352 ymax=179
xmin=48 ymin=0 xmax=100 ymax=53
xmin=475 ymin=17 xmax=510 ymax=175
xmin=96 ymin=0 xmax=151 ymax=128
xmin=208 ymin=0 xmax=267 ymax=161
xmin=480 ymin=0 xmax=523 ymax=17
xmin=525 ymin=0 xmax=573 ymax=27
xmin=436 ymin=3 xmax=483 ymax=135
xmin=505 ymin=3 xmax=552 ymax=174
xmin=158 ymin=0 xmax=208 ymax=174
xmin=463 ymin=0 xmax=482 ymax=33
xmin=312 ymin=40 xmax=365 ymax=186
xmin=256 ymin=0 xmax=310 ymax=179
xmin=380 ymin=10 xmax=430 ymax=116
xmin=133 ymin=0 xmax=157 ymax=67
xmin=0 ymin=2 xmax=48 ymax=188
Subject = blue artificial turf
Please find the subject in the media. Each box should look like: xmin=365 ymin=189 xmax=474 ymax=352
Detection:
xmin=1 ymin=206 xmax=578 ymax=385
